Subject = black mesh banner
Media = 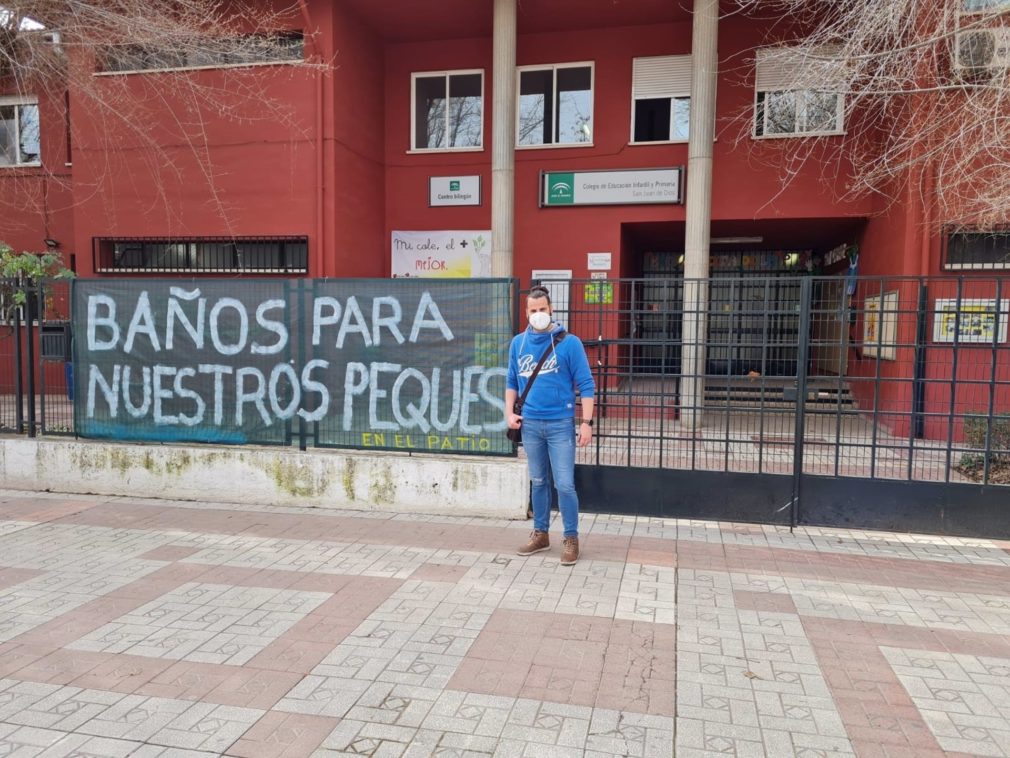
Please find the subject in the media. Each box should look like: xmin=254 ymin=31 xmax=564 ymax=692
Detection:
xmin=72 ymin=278 xmax=514 ymax=455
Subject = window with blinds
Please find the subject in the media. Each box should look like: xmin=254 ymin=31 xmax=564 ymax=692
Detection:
xmin=631 ymin=55 xmax=692 ymax=143
xmin=753 ymin=46 xmax=846 ymax=138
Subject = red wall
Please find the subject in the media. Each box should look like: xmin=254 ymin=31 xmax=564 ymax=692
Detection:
xmin=0 ymin=88 xmax=75 ymax=261
xmin=382 ymin=18 xmax=874 ymax=285
xmin=328 ymin=2 xmax=386 ymax=276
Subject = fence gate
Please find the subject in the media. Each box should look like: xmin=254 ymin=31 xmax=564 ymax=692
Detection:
xmin=532 ymin=274 xmax=1010 ymax=539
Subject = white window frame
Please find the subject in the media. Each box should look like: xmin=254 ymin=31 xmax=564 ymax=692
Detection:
xmin=515 ymin=61 xmax=595 ymax=150
xmin=630 ymin=55 xmax=692 ymax=145
xmin=753 ymin=47 xmax=846 ymax=139
xmin=0 ymin=95 xmax=42 ymax=168
xmin=409 ymin=68 xmax=485 ymax=154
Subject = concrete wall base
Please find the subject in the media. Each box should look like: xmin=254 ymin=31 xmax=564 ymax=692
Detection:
xmin=0 ymin=438 xmax=530 ymax=520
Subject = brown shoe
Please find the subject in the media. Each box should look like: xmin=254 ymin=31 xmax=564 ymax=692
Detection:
xmin=517 ymin=530 xmax=550 ymax=556
xmin=560 ymin=537 xmax=579 ymax=566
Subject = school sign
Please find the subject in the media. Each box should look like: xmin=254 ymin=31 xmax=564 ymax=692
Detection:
xmin=73 ymin=279 xmax=514 ymax=455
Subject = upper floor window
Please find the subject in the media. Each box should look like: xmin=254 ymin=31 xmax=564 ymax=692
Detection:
xmin=412 ymin=70 xmax=483 ymax=151
xmin=963 ymin=0 xmax=1010 ymax=11
xmin=945 ymin=231 xmax=1010 ymax=270
xmin=518 ymin=63 xmax=593 ymax=147
xmin=754 ymin=46 xmax=845 ymax=138
xmin=631 ymin=55 xmax=692 ymax=143
xmin=93 ymin=237 xmax=308 ymax=274
xmin=99 ymin=33 xmax=304 ymax=74
xmin=0 ymin=97 xmax=41 ymax=167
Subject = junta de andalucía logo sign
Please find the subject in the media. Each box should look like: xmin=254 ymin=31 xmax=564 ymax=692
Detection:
xmin=547 ymin=172 xmax=575 ymax=205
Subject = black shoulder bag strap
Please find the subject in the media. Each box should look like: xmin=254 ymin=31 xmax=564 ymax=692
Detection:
xmin=515 ymin=332 xmax=566 ymax=413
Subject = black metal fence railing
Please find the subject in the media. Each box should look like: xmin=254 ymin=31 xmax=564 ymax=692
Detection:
xmin=6 ymin=274 xmax=1010 ymax=490
xmin=0 ymin=277 xmax=74 ymax=436
xmin=531 ymin=275 xmax=1010 ymax=488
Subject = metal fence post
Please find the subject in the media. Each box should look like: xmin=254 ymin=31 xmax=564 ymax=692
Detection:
xmin=913 ymin=280 xmax=928 ymax=440
xmin=790 ymin=277 xmax=813 ymax=529
xmin=24 ymin=279 xmax=37 ymax=438
xmin=38 ymin=280 xmax=47 ymax=434
xmin=13 ymin=297 xmax=24 ymax=433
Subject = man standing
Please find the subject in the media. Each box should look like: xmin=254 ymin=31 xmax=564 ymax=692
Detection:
xmin=506 ymin=286 xmax=595 ymax=565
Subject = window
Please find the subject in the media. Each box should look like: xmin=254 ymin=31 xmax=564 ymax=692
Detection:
xmin=518 ymin=63 xmax=593 ymax=147
xmin=0 ymin=97 xmax=41 ymax=167
xmin=945 ymin=231 xmax=1010 ymax=270
xmin=963 ymin=0 xmax=1010 ymax=11
xmin=753 ymin=47 xmax=845 ymax=137
xmin=411 ymin=70 xmax=483 ymax=151
xmin=93 ymin=237 xmax=309 ymax=273
xmin=631 ymin=55 xmax=692 ymax=143
xmin=100 ymin=33 xmax=303 ymax=74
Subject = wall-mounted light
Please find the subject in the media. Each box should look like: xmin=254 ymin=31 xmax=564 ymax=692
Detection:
xmin=711 ymin=236 xmax=763 ymax=245
xmin=43 ymin=238 xmax=59 ymax=249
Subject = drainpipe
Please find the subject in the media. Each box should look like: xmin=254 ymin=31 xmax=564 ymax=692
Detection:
xmin=297 ymin=0 xmax=325 ymax=276
xmin=491 ymin=0 xmax=517 ymax=278
xmin=680 ymin=0 xmax=719 ymax=431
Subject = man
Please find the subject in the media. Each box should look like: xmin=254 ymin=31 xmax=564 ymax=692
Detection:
xmin=506 ymin=286 xmax=595 ymax=565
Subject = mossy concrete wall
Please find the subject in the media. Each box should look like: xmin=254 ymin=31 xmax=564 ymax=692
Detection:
xmin=0 ymin=438 xmax=529 ymax=519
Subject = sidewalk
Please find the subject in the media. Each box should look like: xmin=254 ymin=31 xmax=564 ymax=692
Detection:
xmin=1 ymin=491 xmax=1009 ymax=757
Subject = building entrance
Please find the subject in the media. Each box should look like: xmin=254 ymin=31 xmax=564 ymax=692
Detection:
xmin=635 ymin=250 xmax=814 ymax=376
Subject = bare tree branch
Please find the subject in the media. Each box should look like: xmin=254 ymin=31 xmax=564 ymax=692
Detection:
xmin=730 ymin=0 xmax=1010 ymax=231
xmin=0 ymin=0 xmax=325 ymax=228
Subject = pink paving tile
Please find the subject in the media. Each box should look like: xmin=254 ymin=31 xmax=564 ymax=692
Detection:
xmin=0 ymin=643 xmax=49 ymax=677
xmin=227 ymin=712 xmax=341 ymax=758
xmin=206 ymin=668 xmax=304 ymax=710
xmin=410 ymin=563 xmax=471 ymax=582
xmin=795 ymin=615 xmax=1010 ymax=757
xmin=675 ymin=539 xmax=1010 ymax=596
xmin=449 ymin=608 xmax=676 ymax=716
xmin=11 ymin=647 xmax=107 ymax=685
xmin=134 ymin=660 xmax=236 ymax=702
xmin=69 ymin=653 xmax=174 ymax=694
xmin=245 ymin=638 xmax=337 ymax=675
xmin=138 ymin=544 xmax=202 ymax=562
xmin=0 ymin=567 xmax=45 ymax=590
xmin=0 ymin=497 xmax=99 ymax=522
xmin=627 ymin=548 xmax=677 ymax=568
xmin=732 ymin=589 xmax=799 ymax=614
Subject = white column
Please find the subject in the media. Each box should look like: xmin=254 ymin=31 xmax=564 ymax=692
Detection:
xmin=680 ymin=0 xmax=719 ymax=430
xmin=491 ymin=0 xmax=517 ymax=278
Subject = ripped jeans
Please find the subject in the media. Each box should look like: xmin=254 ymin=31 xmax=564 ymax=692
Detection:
xmin=521 ymin=417 xmax=579 ymax=538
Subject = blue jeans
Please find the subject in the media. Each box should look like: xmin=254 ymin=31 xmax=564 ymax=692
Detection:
xmin=522 ymin=418 xmax=579 ymax=538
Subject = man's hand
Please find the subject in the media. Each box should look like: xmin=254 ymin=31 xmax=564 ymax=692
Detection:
xmin=577 ymin=421 xmax=592 ymax=447
xmin=507 ymin=412 xmax=523 ymax=430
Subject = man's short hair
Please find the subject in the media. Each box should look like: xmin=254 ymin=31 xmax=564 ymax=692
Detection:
xmin=527 ymin=286 xmax=551 ymax=304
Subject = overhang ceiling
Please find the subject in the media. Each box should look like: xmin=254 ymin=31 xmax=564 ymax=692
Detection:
xmin=341 ymin=0 xmax=689 ymax=43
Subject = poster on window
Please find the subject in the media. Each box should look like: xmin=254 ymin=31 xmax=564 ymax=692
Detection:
xmin=391 ymin=230 xmax=492 ymax=278
xmin=932 ymin=298 xmax=1010 ymax=344
xmin=862 ymin=291 xmax=898 ymax=360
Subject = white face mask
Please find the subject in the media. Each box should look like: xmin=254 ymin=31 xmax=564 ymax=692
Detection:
xmin=528 ymin=311 xmax=552 ymax=331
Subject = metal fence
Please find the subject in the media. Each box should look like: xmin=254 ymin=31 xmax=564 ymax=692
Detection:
xmin=532 ymin=275 xmax=1010 ymax=488
xmin=7 ymin=274 xmax=1010 ymax=491
xmin=4 ymin=278 xmax=516 ymax=456
xmin=0 ymin=277 xmax=74 ymax=436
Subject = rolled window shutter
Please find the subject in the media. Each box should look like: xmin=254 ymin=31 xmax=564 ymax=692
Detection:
xmin=633 ymin=55 xmax=692 ymax=99
xmin=755 ymin=45 xmax=845 ymax=92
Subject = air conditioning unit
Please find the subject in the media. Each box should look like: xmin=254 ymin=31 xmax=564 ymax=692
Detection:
xmin=955 ymin=28 xmax=1010 ymax=71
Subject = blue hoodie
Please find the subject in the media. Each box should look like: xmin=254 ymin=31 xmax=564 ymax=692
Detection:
xmin=506 ymin=322 xmax=595 ymax=420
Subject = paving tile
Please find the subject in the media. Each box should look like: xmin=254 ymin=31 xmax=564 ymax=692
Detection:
xmin=10 ymin=490 xmax=1010 ymax=757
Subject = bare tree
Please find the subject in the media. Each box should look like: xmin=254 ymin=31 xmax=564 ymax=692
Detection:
xmin=730 ymin=0 xmax=1010 ymax=231
xmin=0 ymin=1 xmax=322 ymax=230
